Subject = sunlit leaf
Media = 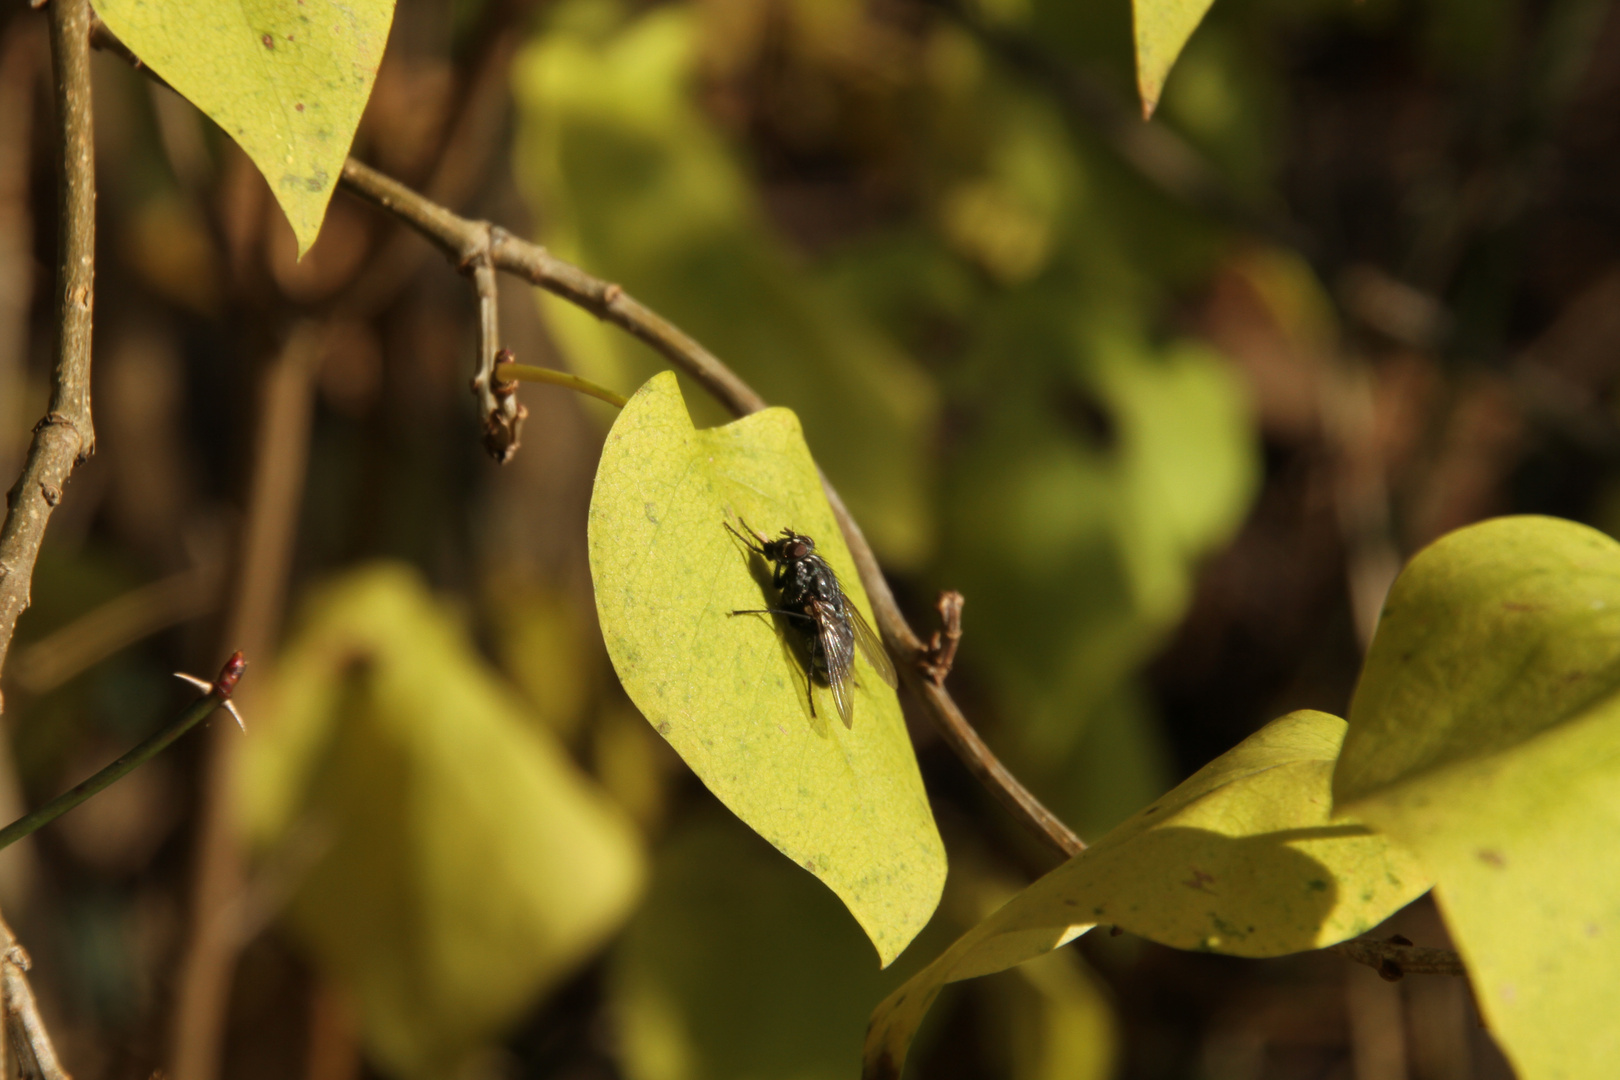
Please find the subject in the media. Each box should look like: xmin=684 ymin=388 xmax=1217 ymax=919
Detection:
xmin=1133 ymin=0 xmax=1218 ymax=119
xmin=864 ymin=711 xmax=1428 ymax=1078
xmin=1335 ymin=515 xmax=1620 ymax=1080
xmin=589 ymin=372 xmax=945 ymax=966
xmin=97 ymin=0 xmax=393 ymax=255
xmin=512 ymin=2 xmax=937 ymax=566
xmin=237 ymin=564 xmax=644 ymax=1078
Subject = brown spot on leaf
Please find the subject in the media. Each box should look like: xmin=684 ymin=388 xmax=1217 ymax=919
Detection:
xmin=1183 ymin=868 xmax=1217 ymax=893
xmin=261 ymin=33 xmax=274 ymax=48
xmin=1477 ymin=848 xmax=1506 ymax=868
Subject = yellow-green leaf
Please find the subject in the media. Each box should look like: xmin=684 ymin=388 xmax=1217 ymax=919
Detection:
xmin=238 ymin=564 xmax=644 ymax=1078
xmin=589 ymin=372 xmax=945 ymax=966
xmin=864 ymin=711 xmax=1428 ymax=1078
xmin=1335 ymin=515 xmax=1620 ymax=1080
xmin=1133 ymin=0 xmax=1218 ymax=119
xmin=97 ymin=0 xmax=393 ymax=255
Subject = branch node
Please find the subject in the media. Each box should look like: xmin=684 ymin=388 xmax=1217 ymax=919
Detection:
xmin=602 ymin=282 xmax=623 ymax=306
xmin=6 ymin=944 xmax=31 ymax=970
xmin=32 ymin=410 xmax=73 ymax=436
xmin=920 ymin=590 xmax=964 ymax=685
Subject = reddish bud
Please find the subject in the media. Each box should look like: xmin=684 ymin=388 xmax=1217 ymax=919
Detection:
xmin=215 ymin=651 xmax=247 ymax=698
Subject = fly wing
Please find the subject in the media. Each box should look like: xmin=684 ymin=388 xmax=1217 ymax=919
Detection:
xmin=848 ymin=603 xmax=898 ymax=689
xmin=815 ymin=599 xmax=858 ymax=728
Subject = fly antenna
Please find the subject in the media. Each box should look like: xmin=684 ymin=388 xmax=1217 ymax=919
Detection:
xmin=723 ymin=514 xmax=766 ymax=555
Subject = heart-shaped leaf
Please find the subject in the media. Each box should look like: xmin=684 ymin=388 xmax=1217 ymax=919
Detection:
xmin=1335 ymin=515 xmax=1620 ymax=1080
xmin=865 ymin=711 xmax=1428 ymax=1078
xmin=589 ymin=372 xmax=945 ymax=966
xmin=97 ymin=0 xmax=394 ymax=255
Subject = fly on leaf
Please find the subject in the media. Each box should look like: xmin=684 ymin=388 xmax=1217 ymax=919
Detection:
xmin=725 ymin=516 xmax=898 ymax=728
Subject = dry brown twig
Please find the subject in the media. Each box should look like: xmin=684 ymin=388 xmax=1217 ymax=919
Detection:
xmin=0 ymin=0 xmax=96 ymax=697
xmin=465 ymin=238 xmax=527 ymax=460
xmin=920 ymin=590 xmax=964 ymax=685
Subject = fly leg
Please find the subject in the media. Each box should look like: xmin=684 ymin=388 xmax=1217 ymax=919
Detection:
xmin=729 ymin=608 xmax=816 ymax=623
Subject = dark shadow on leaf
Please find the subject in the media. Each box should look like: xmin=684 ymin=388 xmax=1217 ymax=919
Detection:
xmin=1074 ymin=825 xmax=1394 ymax=956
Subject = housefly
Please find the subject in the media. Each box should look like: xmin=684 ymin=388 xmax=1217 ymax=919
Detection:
xmin=725 ymin=516 xmax=898 ymax=728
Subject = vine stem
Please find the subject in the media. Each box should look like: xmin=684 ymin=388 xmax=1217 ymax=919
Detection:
xmin=336 ymin=157 xmax=1086 ymax=859
xmin=0 ymin=0 xmax=97 ymax=703
xmin=0 ymin=653 xmax=246 ymax=852
xmin=493 ymin=361 xmax=629 ymax=408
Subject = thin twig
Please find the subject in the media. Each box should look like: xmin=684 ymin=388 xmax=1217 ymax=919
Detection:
xmin=0 ymin=653 xmax=246 ymax=852
xmin=468 ymin=254 xmax=526 ymax=460
xmin=0 ymin=0 xmax=98 ymax=706
xmin=0 ymin=913 xmax=69 ymax=1080
xmin=337 ymin=157 xmax=1087 ymax=859
xmin=920 ymin=591 xmax=964 ymax=685
xmin=493 ymin=360 xmax=629 ymax=409
xmin=1329 ymin=936 xmax=1467 ymax=980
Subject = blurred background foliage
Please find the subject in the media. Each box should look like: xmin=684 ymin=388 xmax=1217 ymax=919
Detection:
xmin=3 ymin=0 xmax=1619 ymax=1074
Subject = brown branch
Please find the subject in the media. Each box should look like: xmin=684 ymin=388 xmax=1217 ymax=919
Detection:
xmin=337 ymin=157 xmax=1087 ymax=859
xmin=1328 ymin=936 xmax=1467 ymax=980
xmin=0 ymin=0 xmax=97 ymax=705
xmin=0 ymin=5 xmax=98 ymax=1071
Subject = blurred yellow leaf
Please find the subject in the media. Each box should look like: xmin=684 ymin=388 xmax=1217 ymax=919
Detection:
xmin=589 ymin=373 xmax=945 ymax=966
xmin=943 ymin=333 xmax=1257 ymax=761
xmin=1336 ymin=515 xmax=1620 ymax=1080
xmin=615 ymin=813 xmax=1112 ymax=1080
xmin=864 ymin=711 xmax=1428 ymax=1078
xmin=977 ymin=951 xmax=1116 ymax=1080
xmin=238 ymin=564 xmax=644 ymax=1078
xmin=512 ymin=1 xmax=937 ymax=566
xmin=612 ymin=814 xmax=913 ymax=1080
